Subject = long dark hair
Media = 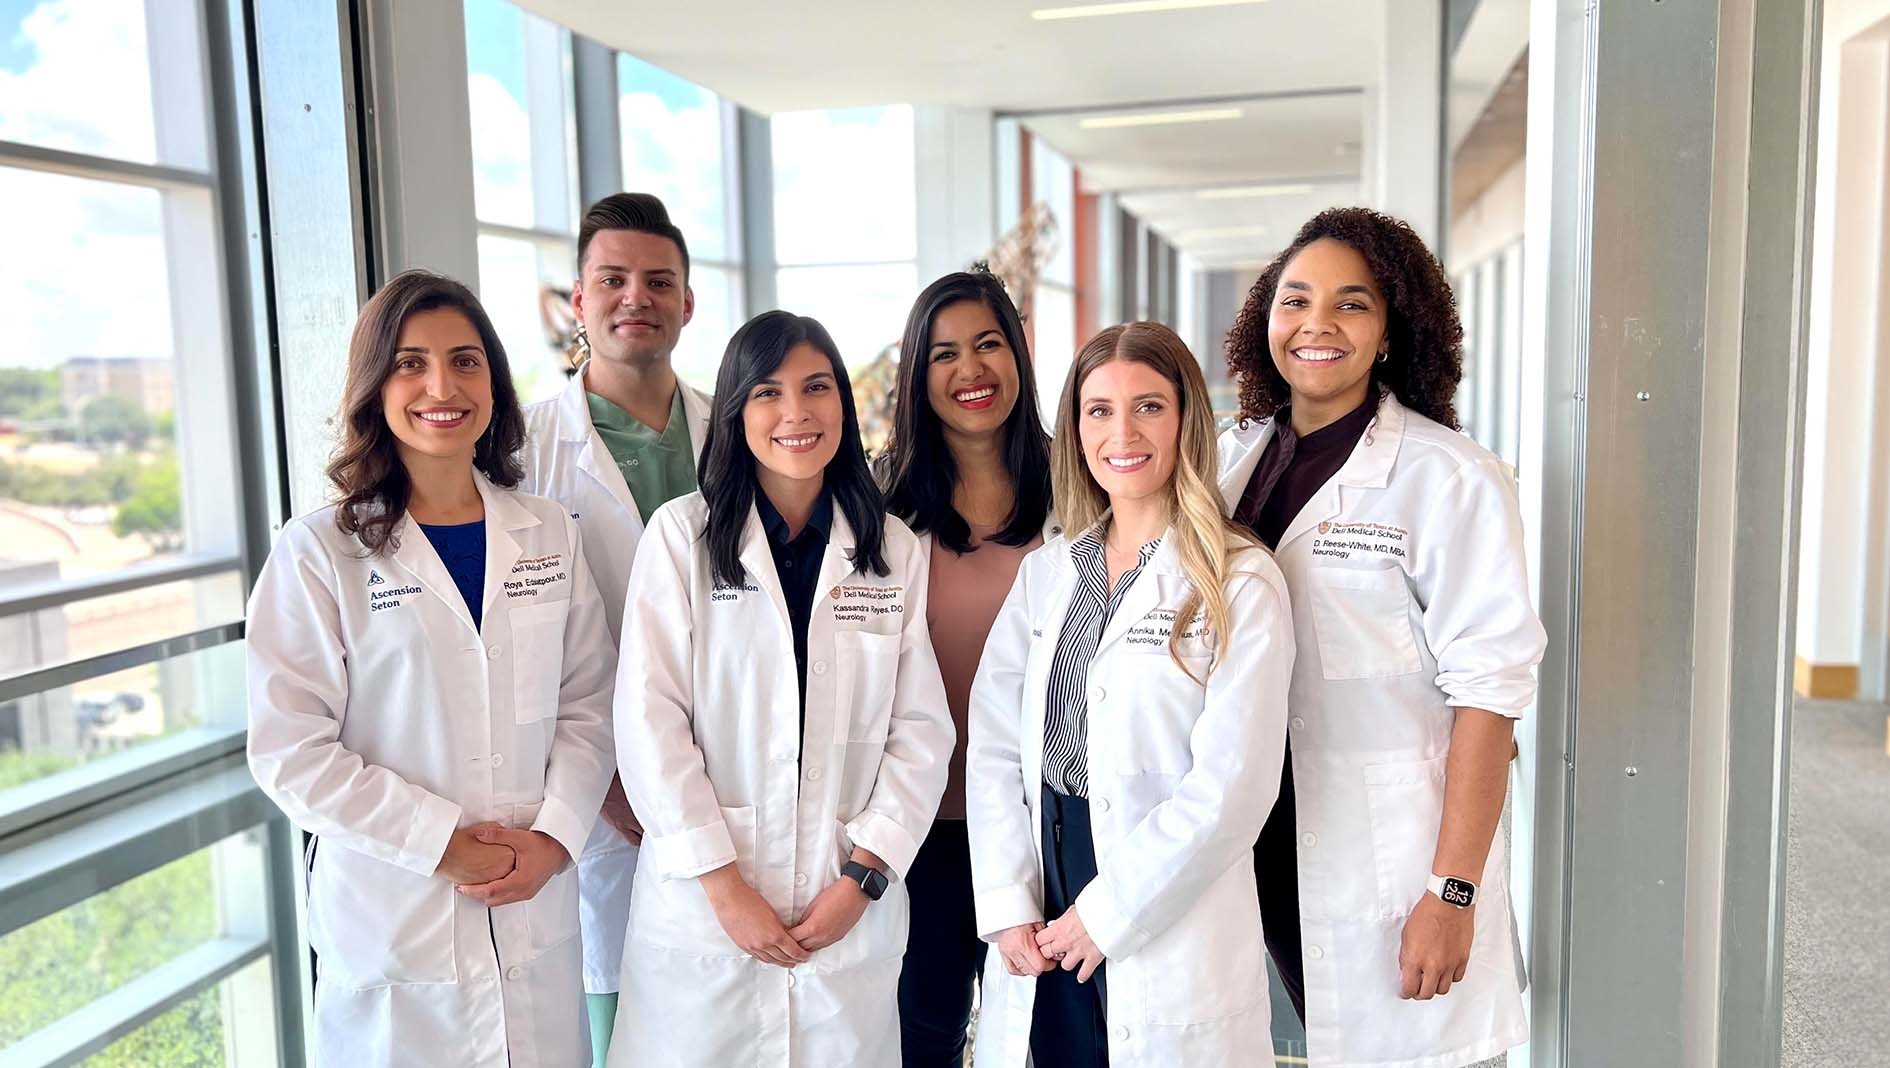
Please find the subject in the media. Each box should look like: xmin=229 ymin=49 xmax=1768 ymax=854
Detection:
xmin=1224 ymin=206 xmax=1463 ymax=429
xmin=326 ymin=270 xmax=525 ymax=554
xmin=878 ymin=271 xmax=1052 ymax=553
xmin=699 ymin=310 xmax=888 ymax=586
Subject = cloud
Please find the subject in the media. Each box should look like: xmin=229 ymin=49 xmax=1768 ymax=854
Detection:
xmin=0 ymin=0 xmax=157 ymax=162
xmin=468 ymin=70 xmax=534 ymax=227
xmin=770 ymin=105 xmax=916 ymax=266
xmin=619 ymin=87 xmax=732 ymax=260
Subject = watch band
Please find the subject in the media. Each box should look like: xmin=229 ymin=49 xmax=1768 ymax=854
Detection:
xmin=840 ymin=860 xmax=887 ymax=901
xmin=1427 ymin=873 xmax=1477 ymax=909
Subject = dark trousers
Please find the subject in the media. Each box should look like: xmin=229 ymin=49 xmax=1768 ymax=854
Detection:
xmin=898 ymin=820 xmax=982 ymax=1067
xmin=1031 ymin=784 xmax=1109 ymax=1068
xmin=1255 ymin=739 xmax=1307 ymax=1021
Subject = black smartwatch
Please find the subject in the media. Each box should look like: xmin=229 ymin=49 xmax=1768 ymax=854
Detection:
xmin=1427 ymin=873 xmax=1477 ymax=909
xmin=840 ymin=860 xmax=888 ymax=901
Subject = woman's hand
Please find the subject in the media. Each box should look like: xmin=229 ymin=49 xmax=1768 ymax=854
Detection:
xmin=787 ymin=877 xmax=869 ymax=952
xmin=455 ymin=828 xmax=568 ymax=907
xmin=1398 ymin=893 xmax=1473 ymax=999
xmin=1035 ymin=905 xmax=1106 ymax=983
xmin=995 ymin=922 xmax=1053 ymax=977
xmin=597 ymin=775 xmax=644 ymax=846
xmin=701 ymin=864 xmax=810 ymax=968
xmin=434 ymin=822 xmax=517 ymax=884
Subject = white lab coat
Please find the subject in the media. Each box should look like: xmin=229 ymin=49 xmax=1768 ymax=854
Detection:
xmin=1217 ymin=391 xmax=1547 ymax=1068
xmin=519 ymin=364 xmax=712 ymax=992
xmin=965 ymin=529 xmax=1295 ymax=1067
xmin=608 ymin=492 xmax=953 ymax=1067
xmin=246 ymin=475 xmax=617 ymax=1068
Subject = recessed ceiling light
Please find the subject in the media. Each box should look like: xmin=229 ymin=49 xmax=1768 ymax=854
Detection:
xmin=1195 ymin=183 xmax=1316 ymax=200
xmin=1180 ymin=224 xmax=1271 ymax=242
xmin=1033 ymin=0 xmax=1269 ymax=19
xmin=1078 ymin=107 xmax=1243 ymax=130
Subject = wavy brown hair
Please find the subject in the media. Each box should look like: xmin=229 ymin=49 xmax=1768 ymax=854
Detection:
xmin=326 ymin=270 xmax=525 ymax=555
xmin=1224 ymin=207 xmax=1463 ymax=429
xmin=1051 ymin=322 xmax=1253 ymax=678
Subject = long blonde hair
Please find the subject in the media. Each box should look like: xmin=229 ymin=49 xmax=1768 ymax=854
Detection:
xmin=1050 ymin=322 xmax=1253 ymax=675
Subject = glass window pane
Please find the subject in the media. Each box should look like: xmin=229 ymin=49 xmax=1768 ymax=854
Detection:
xmin=464 ymin=0 xmax=534 ymax=228
xmin=674 ymin=266 xmax=742 ymax=394
xmin=82 ymin=957 xmax=276 ymax=1068
xmin=776 ymin=263 xmax=919 ymax=373
xmin=477 ymin=233 xmax=579 ymax=405
xmin=771 ymin=107 xmax=916 ymax=266
xmin=0 ymin=829 xmax=260 ymax=1049
xmin=1032 ymin=284 xmax=1077 ymax=425
xmin=618 ymin=55 xmax=733 ymax=263
xmin=0 ymin=639 xmax=243 ymax=796
xmin=1032 ymin=139 xmax=1076 ymax=287
xmin=0 ymin=0 xmax=206 ymax=169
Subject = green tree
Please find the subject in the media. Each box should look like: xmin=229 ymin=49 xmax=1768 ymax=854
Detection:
xmin=113 ymin=457 xmax=182 ymax=549
xmin=0 ymin=367 xmax=61 ymax=419
xmin=78 ymin=395 xmax=153 ymax=448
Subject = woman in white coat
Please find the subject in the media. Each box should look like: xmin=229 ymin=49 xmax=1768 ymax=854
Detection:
xmin=1219 ymin=207 xmax=1547 ymax=1068
xmin=247 ymin=270 xmax=617 ymax=1067
xmin=609 ymin=310 xmax=953 ymax=1067
xmin=876 ymin=269 xmax=1055 ymax=1066
xmin=966 ymin=321 xmax=1295 ymax=1067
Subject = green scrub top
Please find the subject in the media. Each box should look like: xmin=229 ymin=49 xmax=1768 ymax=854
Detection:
xmin=586 ymin=387 xmax=698 ymax=524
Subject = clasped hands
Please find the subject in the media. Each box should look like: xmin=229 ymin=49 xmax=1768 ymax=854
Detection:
xmin=700 ymin=853 xmax=882 ymax=968
xmin=996 ymin=905 xmax=1104 ymax=982
xmin=434 ymin=822 xmax=569 ymax=906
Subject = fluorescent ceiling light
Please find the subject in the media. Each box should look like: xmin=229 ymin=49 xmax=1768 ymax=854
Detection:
xmin=1033 ymin=0 xmax=1269 ymax=20
xmin=1079 ymin=107 xmax=1242 ymax=130
xmin=1180 ymin=224 xmax=1271 ymax=242
xmin=1196 ymin=183 xmax=1316 ymax=200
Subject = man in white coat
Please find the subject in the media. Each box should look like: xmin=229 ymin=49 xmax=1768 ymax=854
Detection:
xmin=517 ymin=192 xmax=714 ymax=1063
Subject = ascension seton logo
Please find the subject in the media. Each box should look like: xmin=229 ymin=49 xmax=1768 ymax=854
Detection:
xmin=368 ymin=571 xmax=386 ymax=586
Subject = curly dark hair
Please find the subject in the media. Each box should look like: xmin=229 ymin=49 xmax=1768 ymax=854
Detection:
xmin=1224 ymin=207 xmax=1463 ymax=430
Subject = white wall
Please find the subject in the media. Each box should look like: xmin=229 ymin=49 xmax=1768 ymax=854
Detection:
xmin=1797 ymin=2 xmax=1890 ymax=694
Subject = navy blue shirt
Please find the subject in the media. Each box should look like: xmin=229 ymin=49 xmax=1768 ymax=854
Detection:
xmin=754 ymin=489 xmax=834 ymax=713
xmin=420 ymin=520 xmax=487 ymax=630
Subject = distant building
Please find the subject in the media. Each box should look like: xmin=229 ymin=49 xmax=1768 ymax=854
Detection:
xmin=60 ymin=356 xmax=174 ymax=418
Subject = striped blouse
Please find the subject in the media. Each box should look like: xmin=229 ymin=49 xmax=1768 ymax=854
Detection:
xmin=1041 ymin=529 xmax=1161 ymax=798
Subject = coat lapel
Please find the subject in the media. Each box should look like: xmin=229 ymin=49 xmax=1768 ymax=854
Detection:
xmin=389 ymin=515 xmax=476 ymax=637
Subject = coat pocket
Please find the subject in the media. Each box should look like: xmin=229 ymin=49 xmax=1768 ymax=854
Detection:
xmin=834 ymin=630 xmax=900 ymax=743
xmin=1137 ymin=870 xmax=1267 ymax=1025
xmin=308 ymin=845 xmax=458 ymax=989
xmin=516 ymin=863 xmax=580 ymax=959
xmin=508 ymin=599 xmax=570 ymax=722
xmin=1361 ymin=754 xmax=1449 ymax=918
xmin=1307 ymin=566 xmax=1423 ymax=681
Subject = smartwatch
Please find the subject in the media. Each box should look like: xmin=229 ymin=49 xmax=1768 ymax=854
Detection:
xmin=1427 ymin=873 xmax=1477 ymax=909
xmin=840 ymin=860 xmax=888 ymax=902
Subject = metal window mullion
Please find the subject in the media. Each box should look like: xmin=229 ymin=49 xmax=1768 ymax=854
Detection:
xmin=0 ymin=934 xmax=270 ymax=1068
xmin=0 ymin=139 xmax=213 ymax=193
xmin=0 ymin=621 xmax=244 ymax=705
xmin=476 ymin=219 xmax=576 ymax=247
xmin=0 ymin=553 xmax=243 ymax=619
xmin=0 ymin=725 xmax=245 ymax=840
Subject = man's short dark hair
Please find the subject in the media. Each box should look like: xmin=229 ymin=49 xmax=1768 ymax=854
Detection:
xmin=577 ymin=192 xmax=691 ymax=280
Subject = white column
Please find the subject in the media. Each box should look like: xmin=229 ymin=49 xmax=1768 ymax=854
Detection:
xmin=1796 ymin=31 xmax=1889 ymax=697
xmin=1370 ymin=0 xmax=1443 ymax=247
xmin=915 ymin=107 xmax=997 ymax=282
xmin=362 ymin=0 xmax=480 ymax=281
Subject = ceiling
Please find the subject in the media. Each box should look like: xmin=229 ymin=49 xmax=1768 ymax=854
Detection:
xmin=519 ymin=0 xmax=1392 ymax=270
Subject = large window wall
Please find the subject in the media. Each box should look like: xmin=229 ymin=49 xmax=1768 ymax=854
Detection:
xmin=0 ymin=0 xmax=294 ymax=1063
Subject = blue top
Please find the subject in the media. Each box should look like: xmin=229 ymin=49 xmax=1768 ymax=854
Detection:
xmin=420 ymin=520 xmax=487 ymax=630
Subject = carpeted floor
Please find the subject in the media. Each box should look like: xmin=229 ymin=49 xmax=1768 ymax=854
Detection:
xmin=1783 ymin=697 xmax=1890 ymax=1067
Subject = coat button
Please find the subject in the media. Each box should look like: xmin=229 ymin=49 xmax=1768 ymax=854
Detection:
xmin=1299 ymin=832 xmax=1316 ymax=848
xmin=505 ymin=965 xmax=524 ymax=980
xmin=785 ymin=973 xmax=798 ymax=988
xmin=794 ymin=872 xmax=808 ymax=887
xmin=491 ymin=753 xmax=505 ymax=768
xmin=1307 ymin=945 xmax=1325 ymax=960
xmin=806 ymin=767 xmax=823 ymax=782
xmin=1089 ymin=685 xmax=1106 ymax=703
xmin=1113 ymin=1025 xmax=1130 ymax=1041
xmin=1095 ymin=797 xmax=1111 ymax=813
xmin=1290 ymin=717 xmax=1307 ymax=731
xmin=812 ymin=660 xmax=828 ymax=676
xmin=487 ymin=645 xmax=501 ymax=660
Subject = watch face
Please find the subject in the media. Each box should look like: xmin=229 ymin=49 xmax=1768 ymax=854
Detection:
xmin=1440 ymin=877 xmax=1476 ymax=908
